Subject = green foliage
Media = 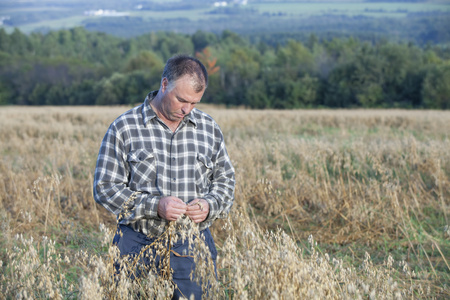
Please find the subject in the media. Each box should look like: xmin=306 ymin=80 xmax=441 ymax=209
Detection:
xmin=123 ymin=51 xmax=164 ymax=73
xmin=192 ymin=30 xmax=218 ymax=52
xmin=276 ymin=40 xmax=315 ymax=78
xmin=422 ymin=63 xmax=450 ymax=109
xmin=0 ymin=27 xmax=449 ymax=109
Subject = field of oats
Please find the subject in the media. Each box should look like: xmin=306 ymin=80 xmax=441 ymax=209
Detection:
xmin=0 ymin=106 xmax=449 ymax=299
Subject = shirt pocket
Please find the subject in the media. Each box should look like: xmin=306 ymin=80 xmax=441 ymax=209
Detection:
xmin=127 ymin=148 xmax=157 ymax=188
xmin=195 ymin=153 xmax=213 ymax=194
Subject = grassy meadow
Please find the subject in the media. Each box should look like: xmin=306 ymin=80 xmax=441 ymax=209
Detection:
xmin=0 ymin=105 xmax=449 ymax=299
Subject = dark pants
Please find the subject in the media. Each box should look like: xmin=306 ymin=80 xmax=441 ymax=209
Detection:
xmin=113 ymin=224 xmax=217 ymax=299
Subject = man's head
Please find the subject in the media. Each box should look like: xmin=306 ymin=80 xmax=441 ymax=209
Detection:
xmin=153 ymin=55 xmax=208 ymax=125
xmin=162 ymin=54 xmax=208 ymax=93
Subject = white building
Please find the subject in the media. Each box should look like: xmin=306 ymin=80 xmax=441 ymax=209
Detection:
xmin=214 ymin=1 xmax=248 ymax=7
xmin=84 ymin=10 xmax=128 ymax=17
xmin=214 ymin=1 xmax=228 ymax=7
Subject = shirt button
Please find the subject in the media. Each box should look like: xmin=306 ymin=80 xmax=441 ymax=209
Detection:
xmin=172 ymin=178 xmax=176 ymax=181
xmin=172 ymin=157 xmax=176 ymax=161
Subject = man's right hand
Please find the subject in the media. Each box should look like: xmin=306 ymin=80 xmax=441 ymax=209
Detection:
xmin=157 ymin=196 xmax=187 ymax=221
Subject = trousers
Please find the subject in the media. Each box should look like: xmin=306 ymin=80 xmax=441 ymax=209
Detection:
xmin=113 ymin=224 xmax=217 ymax=299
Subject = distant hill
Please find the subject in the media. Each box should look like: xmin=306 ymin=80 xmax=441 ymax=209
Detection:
xmin=0 ymin=0 xmax=449 ymax=45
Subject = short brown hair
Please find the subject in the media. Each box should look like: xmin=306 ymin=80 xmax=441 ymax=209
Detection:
xmin=162 ymin=54 xmax=208 ymax=93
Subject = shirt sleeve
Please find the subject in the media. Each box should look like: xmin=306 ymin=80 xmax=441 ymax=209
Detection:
xmin=202 ymin=125 xmax=236 ymax=222
xmin=93 ymin=123 xmax=161 ymax=222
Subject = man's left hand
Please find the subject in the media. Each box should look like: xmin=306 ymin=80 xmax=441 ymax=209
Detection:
xmin=186 ymin=199 xmax=209 ymax=223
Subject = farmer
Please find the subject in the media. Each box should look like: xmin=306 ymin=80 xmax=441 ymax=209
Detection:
xmin=93 ymin=54 xmax=235 ymax=299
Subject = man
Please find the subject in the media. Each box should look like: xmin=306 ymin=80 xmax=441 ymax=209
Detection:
xmin=93 ymin=54 xmax=235 ymax=299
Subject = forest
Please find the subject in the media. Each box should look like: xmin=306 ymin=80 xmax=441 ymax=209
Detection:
xmin=0 ymin=27 xmax=449 ymax=109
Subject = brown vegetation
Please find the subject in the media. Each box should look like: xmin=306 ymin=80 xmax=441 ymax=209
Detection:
xmin=0 ymin=106 xmax=449 ymax=298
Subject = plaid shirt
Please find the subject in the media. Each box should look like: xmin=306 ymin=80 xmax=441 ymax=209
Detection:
xmin=93 ymin=91 xmax=235 ymax=237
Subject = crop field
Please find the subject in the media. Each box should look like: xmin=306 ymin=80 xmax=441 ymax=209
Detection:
xmin=0 ymin=106 xmax=449 ymax=298
xmin=16 ymin=16 xmax=89 ymax=34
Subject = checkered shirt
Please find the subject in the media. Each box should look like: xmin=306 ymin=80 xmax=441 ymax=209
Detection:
xmin=93 ymin=91 xmax=235 ymax=237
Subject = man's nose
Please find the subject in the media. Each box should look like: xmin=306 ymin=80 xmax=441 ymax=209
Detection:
xmin=181 ymin=104 xmax=190 ymax=114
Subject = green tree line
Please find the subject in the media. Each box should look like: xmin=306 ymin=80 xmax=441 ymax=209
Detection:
xmin=0 ymin=27 xmax=449 ymax=108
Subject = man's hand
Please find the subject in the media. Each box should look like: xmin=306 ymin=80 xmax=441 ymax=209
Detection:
xmin=157 ymin=196 xmax=187 ymax=221
xmin=186 ymin=199 xmax=209 ymax=223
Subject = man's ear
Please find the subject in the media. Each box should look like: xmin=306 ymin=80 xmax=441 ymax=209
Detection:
xmin=161 ymin=77 xmax=169 ymax=93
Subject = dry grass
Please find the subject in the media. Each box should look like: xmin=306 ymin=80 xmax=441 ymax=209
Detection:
xmin=0 ymin=105 xmax=449 ymax=299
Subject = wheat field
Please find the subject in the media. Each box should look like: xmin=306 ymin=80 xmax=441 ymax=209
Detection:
xmin=0 ymin=106 xmax=449 ymax=299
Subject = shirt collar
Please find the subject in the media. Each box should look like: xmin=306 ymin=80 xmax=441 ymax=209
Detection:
xmin=142 ymin=91 xmax=158 ymax=126
xmin=142 ymin=91 xmax=198 ymax=128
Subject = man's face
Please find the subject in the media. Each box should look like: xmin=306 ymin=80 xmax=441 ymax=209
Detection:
xmin=159 ymin=75 xmax=204 ymax=123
